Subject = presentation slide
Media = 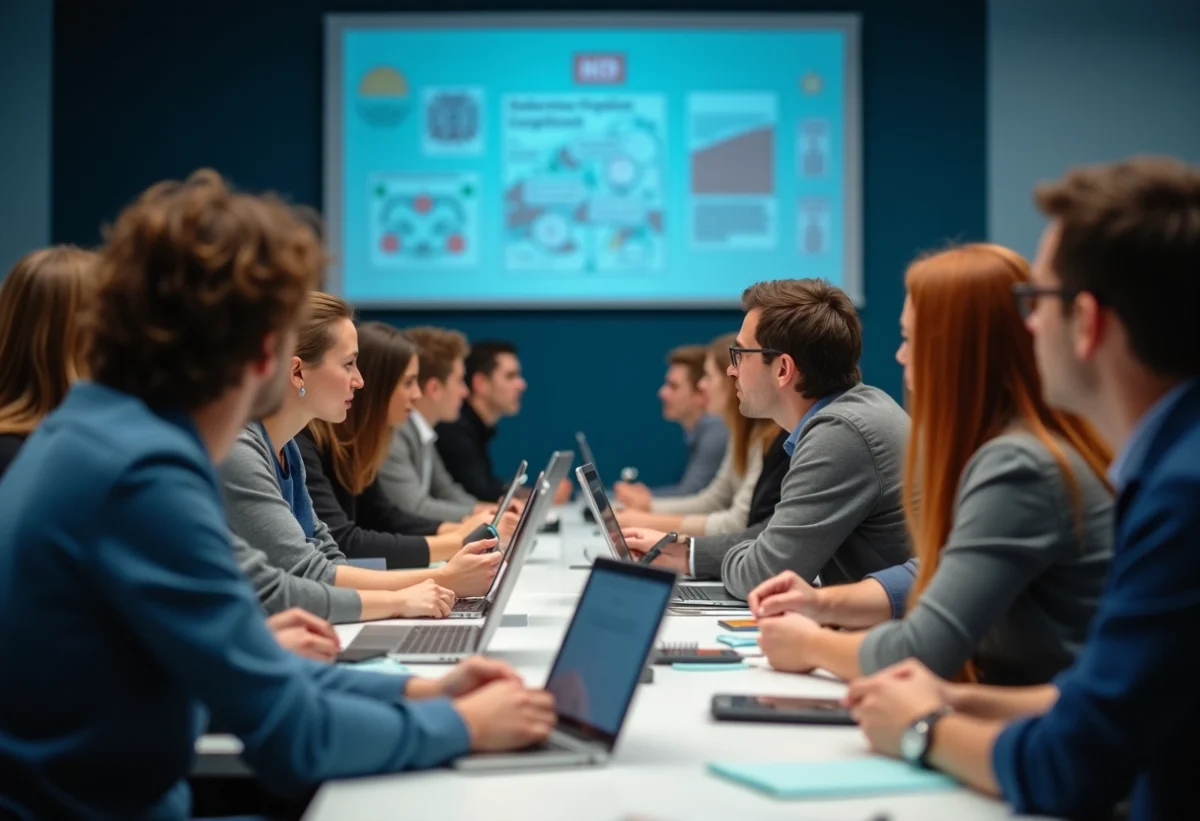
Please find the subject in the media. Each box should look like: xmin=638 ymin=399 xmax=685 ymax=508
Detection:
xmin=325 ymin=14 xmax=861 ymax=308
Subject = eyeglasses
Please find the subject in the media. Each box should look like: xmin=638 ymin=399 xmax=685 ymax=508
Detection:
xmin=1012 ymin=282 xmax=1079 ymax=320
xmin=729 ymin=346 xmax=781 ymax=368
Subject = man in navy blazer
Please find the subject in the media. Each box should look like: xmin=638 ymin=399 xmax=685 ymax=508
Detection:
xmin=843 ymin=156 xmax=1200 ymax=821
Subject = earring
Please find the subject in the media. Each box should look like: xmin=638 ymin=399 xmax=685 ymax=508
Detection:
xmin=298 ymin=386 xmax=306 ymax=398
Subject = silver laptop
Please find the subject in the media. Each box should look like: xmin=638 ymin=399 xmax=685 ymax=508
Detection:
xmin=450 ymin=459 xmax=532 ymax=619
xmin=575 ymin=463 xmax=746 ymax=608
xmin=342 ymin=451 xmax=574 ymax=662
xmin=575 ymin=431 xmax=599 ymax=476
xmin=452 ymin=557 xmax=675 ymax=772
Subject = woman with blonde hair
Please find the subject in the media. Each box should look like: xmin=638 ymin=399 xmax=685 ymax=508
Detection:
xmin=0 ymin=245 xmax=99 ymax=477
xmin=751 ymin=243 xmax=1114 ymax=686
xmin=618 ymin=333 xmax=781 ymax=535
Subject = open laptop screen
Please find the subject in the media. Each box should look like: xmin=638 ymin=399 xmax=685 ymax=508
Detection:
xmin=490 ymin=459 xmax=527 ymax=532
xmin=576 ymin=464 xmax=632 ymax=562
xmin=575 ymin=432 xmax=599 ymax=480
xmin=544 ymin=558 xmax=674 ymax=749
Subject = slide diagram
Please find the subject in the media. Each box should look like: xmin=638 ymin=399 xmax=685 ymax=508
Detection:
xmin=369 ymin=172 xmax=480 ymax=269
xmin=502 ymin=94 xmax=667 ymax=272
xmin=688 ymin=93 xmax=779 ymax=250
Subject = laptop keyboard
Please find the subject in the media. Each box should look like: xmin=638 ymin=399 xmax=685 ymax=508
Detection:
xmin=396 ymin=625 xmax=477 ymax=655
xmin=676 ymin=584 xmax=732 ymax=602
xmin=452 ymin=599 xmax=488 ymax=614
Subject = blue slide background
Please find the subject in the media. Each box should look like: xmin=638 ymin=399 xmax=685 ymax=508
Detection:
xmin=338 ymin=24 xmax=849 ymax=305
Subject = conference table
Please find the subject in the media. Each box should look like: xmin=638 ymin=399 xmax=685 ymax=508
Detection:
xmin=199 ymin=503 xmax=1043 ymax=820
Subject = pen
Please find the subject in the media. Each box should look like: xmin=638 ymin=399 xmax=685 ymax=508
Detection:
xmin=638 ymin=532 xmax=678 ymax=565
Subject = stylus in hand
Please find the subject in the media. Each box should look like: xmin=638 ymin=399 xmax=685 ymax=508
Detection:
xmin=638 ymin=532 xmax=678 ymax=565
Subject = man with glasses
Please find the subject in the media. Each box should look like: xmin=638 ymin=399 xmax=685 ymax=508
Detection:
xmin=846 ymin=157 xmax=1200 ymax=821
xmin=625 ymin=278 xmax=911 ymax=599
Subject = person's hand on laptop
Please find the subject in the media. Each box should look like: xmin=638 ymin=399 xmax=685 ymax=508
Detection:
xmin=267 ymin=608 xmax=340 ymax=663
xmin=615 ymin=508 xmax=660 ymax=529
xmin=437 ymin=538 xmax=504 ymax=597
xmin=392 ymin=579 xmax=456 ymax=619
xmin=623 ymin=528 xmax=690 ymax=574
xmin=613 ymin=481 xmax=652 ymax=510
xmin=454 ymin=680 xmax=557 ymax=752
xmin=438 ymin=656 xmax=523 ymax=698
xmin=748 ymin=570 xmax=825 ymax=621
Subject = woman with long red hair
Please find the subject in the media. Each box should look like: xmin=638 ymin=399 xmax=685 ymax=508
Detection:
xmin=750 ymin=243 xmax=1114 ymax=686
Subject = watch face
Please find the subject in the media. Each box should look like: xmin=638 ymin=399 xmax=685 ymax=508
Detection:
xmin=900 ymin=722 xmax=926 ymax=764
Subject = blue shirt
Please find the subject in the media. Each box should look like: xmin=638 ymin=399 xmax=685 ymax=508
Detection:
xmin=258 ymin=422 xmax=315 ymax=538
xmin=991 ymin=378 xmax=1200 ymax=821
xmin=652 ymin=413 xmax=729 ymax=498
xmin=0 ymin=383 xmax=469 ymax=820
xmin=783 ymin=392 xmax=843 ymax=457
xmin=1108 ymin=379 xmax=1197 ymax=490
xmin=865 ymin=558 xmax=919 ymax=618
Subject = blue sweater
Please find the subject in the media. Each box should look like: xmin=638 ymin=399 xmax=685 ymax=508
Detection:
xmin=991 ymin=379 xmax=1200 ymax=820
xmin=0 ymin=383 xmax=469 ymax=820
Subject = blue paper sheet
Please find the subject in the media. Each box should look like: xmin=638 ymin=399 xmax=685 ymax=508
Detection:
xmin=708 ymin=758 xmax=957 ymax=799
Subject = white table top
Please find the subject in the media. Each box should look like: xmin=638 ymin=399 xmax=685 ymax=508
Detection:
xmin=199 ymin=504 xmax=1033 ymax=820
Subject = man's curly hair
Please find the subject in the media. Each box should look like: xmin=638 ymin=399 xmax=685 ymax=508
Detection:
xmin=88 ymin=169 xmax=324 ymax=410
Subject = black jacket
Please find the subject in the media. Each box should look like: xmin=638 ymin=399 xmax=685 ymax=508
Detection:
xmin=434 ymin=402 xmax=506 ymax=501
xmin=296 ymin=429 xmax=440 ymax=569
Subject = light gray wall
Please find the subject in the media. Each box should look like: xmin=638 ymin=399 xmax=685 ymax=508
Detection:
xmin=0 ymin=0 xmax=52 ymax=274
xmin=988 ymin=0 xmax=1200 ymax=257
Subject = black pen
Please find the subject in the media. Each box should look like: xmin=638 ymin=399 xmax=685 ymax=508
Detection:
xmin=638 ymin=532 xmax=678 ymax=565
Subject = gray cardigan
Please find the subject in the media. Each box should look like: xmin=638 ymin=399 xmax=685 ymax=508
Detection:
xmin=376 ymin=416 xmax=477 ymax=522
xmin=859 ymin=433 xmax=1114 ymax=686
xmin=220 ymin=425 xmax=362 ymax=623
xmin=714 ymin=384 xmax=912 ymax=599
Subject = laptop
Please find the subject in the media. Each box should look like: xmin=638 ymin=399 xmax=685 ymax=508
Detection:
xmin=451 ymin=557 xmax=675 ymax=771
xmin=449 ymin=459 xmax=536 ymax=619
xmin=575 ymin=462 xmax=747 ymax=608
xmin=342 ymin=451 xmax=575 ymax=662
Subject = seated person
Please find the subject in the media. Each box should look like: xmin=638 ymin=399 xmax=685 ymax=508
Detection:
xmin=846 ymin=158 xmax=1200 ymax=821
xmin=221 ymin=293 xmax=502 ymax=622
xmin=624 ymin=278 xmax=912 ymax=598
xmin=750 ymin=244 xmax=1114 ymax=686
xmin=298 ymin=319 xmax=515 ymax=568
xmin=0 ymin=170 xmax=555 ymax=819
xmin=377 ymin=326 xmax=486 ymax=521
xmin=436 ymin=340 xmax=571 ymax=503
xmin=0 ymin=245 xmax=98 ymax=477
xmin=615 ymin=344 xmax=728 ymax=501
xmin=618 ymin=333 xmax=781 ymax=536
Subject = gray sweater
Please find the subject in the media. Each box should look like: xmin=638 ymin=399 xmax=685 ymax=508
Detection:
xmin=715 ymin=384 xmax=912 ymax=599
xmin=859 ymin=432 xmax=1114 ymax=686
xmin=220 ymin=425 xmax=362 ymax=623
xmin=376 ymin=415 xmax=477 ymax=522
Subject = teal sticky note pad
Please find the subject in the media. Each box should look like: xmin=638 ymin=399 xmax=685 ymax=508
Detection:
xmin=708 ymin=758 xmax=957 ymax=799
xmin=672 ymin=662 xmax=748 ymax=672
xmin=716 ymin=634 xmax=760 ymax=648
xmin=338 ymin=657 xmax=410 ymax=675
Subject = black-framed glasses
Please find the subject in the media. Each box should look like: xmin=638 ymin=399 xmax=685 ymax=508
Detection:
xmin=1012 ymin=283 xmax=1079 ymax=320
xmin=729 ymin=346 xmax=781 ymax=368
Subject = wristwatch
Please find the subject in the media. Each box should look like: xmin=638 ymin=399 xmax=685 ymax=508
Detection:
xmin=900 ymin=706 xmax=953 ymax=768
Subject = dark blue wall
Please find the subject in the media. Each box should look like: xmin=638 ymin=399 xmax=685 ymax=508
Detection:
xmin=52 ymin=0 xmax=985 ymax=484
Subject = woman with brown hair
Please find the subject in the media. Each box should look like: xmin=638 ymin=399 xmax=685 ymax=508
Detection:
xmin=0 ymin=245 xmax=99 ymax=478
xmin=751 ymin=243 xmax=1115 ymax=686
xmin=221 ymin=292 xmax=502 ymax=623
xmin=296 ymin=314 xmax=513 ymax=567
xmin=618 ymin=333 xmax=781 ymax=536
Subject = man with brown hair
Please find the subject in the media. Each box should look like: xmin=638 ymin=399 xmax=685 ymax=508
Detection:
xmin=846 ymin=157 xmax=1200 ymax=821
xmin=625 ymin=278 xmax=910 ymax=599
xmin=377 ymin=326 xmax=486 ymax=521
xmin=615 ymin=344 xmax=728 ymax=505
xmin=0 ymin=171 xmax=555 ymax=820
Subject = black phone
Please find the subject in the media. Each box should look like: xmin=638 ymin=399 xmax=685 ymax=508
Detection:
xmin=462 ymin=522 xmax=500 ymax=551
xmin=710 ymin=694 xmax=855 ymax=726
